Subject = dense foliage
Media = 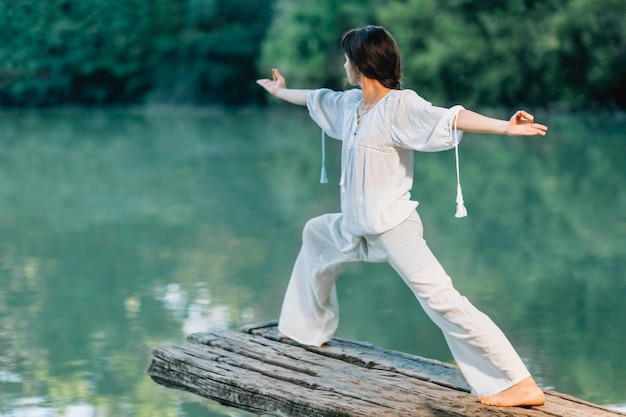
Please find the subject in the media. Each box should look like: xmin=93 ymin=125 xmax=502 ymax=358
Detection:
xmin=260 ymin=0 xmax=626 ymax=110
xmin=1 ymin=0 xmax=272 ymax=106
xmin=1 ymin=0 xmax=625 ymax=109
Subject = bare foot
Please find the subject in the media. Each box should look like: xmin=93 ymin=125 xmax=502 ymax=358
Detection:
xmin=478 ymin=376 xmax=546 ymax=407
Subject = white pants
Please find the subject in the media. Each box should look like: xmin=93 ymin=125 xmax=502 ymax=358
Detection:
xmin=278 ymin=211 xmax=530 ymax=396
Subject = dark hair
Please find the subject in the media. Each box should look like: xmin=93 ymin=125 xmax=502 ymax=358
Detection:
xmin=341 ymin=26 xmax=402 ymax=90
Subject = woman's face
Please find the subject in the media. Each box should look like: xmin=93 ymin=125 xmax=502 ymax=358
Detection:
xmin=344 ymin=55 xmax=360 ymax=85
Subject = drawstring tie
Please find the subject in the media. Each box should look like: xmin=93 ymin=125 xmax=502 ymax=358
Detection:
xmin=453 ymin=112 xmax=467 ymax=218
xmin=320 ymin=130 xmax=328 ymax=184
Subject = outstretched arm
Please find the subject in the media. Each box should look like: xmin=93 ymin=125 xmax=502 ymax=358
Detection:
xmin=456 ymin=109 xmax=548 ymax=136
xmin=256 ymin=68 xmax=311 ymax=106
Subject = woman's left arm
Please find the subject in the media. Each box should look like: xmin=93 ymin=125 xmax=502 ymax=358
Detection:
xmin=456 ymin=109 xmax=548 ymax=137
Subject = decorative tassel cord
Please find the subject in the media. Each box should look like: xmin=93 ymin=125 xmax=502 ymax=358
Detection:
xmin=320 ymin=130 xmax=328 ymax=184
xmin=454 ymin=113 xmax=468 ymax=218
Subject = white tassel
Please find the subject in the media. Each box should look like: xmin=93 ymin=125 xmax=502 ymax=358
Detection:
xmin=320 ymin=130 xmax=329 ymax=184
xmin=453 ymin=110 xmax=467 ymax=218
xmin=455 ymin=184 xmax=467 ymax=218
xmin=320 ymin=165 xmax=328 ymax=184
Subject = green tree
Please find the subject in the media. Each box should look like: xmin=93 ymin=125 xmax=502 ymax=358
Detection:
xmin=0 ymin=0 xmax=273 ymax=106
xmin=257 ymin=0 xmax=626 ymax=110
xmin=257 ymin=0 xmax=376 ymax=91
xmin=2 ymin=0 xmax=625 ymax=108
xmin=548 ymin=0 xmax=626 ymax=108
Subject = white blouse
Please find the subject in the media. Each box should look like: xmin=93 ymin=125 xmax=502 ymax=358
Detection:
xmin=307 ymin=88 xmax=464 ymax=236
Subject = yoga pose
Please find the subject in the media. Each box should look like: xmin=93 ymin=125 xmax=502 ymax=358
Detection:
xmin=257 ymin=25 xmax=547 ymax=407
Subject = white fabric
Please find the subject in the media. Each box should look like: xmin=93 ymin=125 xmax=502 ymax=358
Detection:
xmin=278 ymin=212 xmax=531 ymax=396
xmin=278 ymin=87 xmax=531 ymax=396
xmin=307 ymin=88 xmax=464 ymax=236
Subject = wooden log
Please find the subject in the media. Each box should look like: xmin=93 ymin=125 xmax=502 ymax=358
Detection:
xmin=148 ymin=321 xmax=624 ymax=417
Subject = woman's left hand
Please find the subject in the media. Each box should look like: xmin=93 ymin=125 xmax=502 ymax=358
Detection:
xmin=505 ymin=110 xmax=548 ymax=136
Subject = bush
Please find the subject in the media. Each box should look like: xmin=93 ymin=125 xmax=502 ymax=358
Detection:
xmin=0 ymin=0 xmax=273 ymax=106
xmin=257 ymin=0 xmax=626 ymax=110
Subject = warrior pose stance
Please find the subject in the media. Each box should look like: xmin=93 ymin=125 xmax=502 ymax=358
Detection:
xmin=257 ymin=25 xmax=547 ymax=407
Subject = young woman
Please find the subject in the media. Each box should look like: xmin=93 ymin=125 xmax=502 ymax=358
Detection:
xmin=256 ymin=25 xmax=547 ymax=407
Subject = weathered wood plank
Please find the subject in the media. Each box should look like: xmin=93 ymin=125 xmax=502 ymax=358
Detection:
xmin=240 ymin=321 xmax=471 ymax=392
xmin=148 ymin=321 xmax=625 ymax=417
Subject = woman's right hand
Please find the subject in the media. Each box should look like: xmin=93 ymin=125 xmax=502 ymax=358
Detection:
xmin=256 ymin=68 xmax=311 ymax=106
xmin=256 ymin=68 xmax=286 ymax=97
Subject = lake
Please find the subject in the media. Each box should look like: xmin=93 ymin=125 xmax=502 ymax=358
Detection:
xmin=1 ymin=106 xmax=625 ymax=416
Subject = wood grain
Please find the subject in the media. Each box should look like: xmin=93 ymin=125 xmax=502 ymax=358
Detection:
xmin=148 ymin=321 xmax=624 ymax=417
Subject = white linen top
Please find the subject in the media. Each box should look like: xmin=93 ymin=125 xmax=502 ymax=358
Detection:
xmin=307 ymin=88 xmax=464 ymax=236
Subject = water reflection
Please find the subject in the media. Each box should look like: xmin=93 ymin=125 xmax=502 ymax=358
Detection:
xmin=0 ymin=107 xmax=624 ymax=415
xmin=155 ymin=282 xmax=254 ymax=335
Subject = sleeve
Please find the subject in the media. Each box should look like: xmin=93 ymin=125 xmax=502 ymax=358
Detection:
xmin=306 ymin=88 xmax=349 ymax=140
xmin=391 ymin=90 xmax=465 ymax=152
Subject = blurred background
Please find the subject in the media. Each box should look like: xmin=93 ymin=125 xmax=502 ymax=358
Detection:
xmin=2 ymin=0 xmax=626 ymax=109
xmin=1 ymin=1 xmax=625 ymax=416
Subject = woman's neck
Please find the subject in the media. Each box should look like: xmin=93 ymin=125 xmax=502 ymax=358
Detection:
xmin=360 ymin=78 xmax=391 ymax=106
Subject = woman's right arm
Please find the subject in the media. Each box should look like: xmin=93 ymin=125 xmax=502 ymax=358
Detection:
xmin=256 ymin=68 xmax=311 ymax=106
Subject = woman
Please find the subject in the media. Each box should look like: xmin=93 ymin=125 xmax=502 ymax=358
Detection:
xmin=256 ymin=25 xmax=547 ymax=407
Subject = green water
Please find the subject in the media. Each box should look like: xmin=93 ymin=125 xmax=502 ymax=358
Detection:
xmin=0 ymin=106 xmax=625 ymax=416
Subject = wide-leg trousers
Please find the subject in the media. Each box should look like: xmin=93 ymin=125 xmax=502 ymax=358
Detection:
xmin=278 ymin=211 xmax=531 ymax=396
